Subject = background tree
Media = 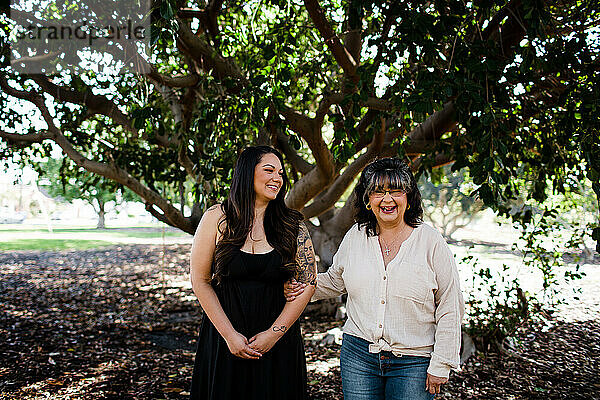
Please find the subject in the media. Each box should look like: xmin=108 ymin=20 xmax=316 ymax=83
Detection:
xmin=1 ymin=0 xmax=599 ymax=265
xmin=419 ymin=166 xmax=484 ymax=240
xmin=37 ymin=158 xmax=139 ymax=228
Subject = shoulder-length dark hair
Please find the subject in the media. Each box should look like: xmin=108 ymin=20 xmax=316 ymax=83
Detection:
xmin=353 ymin=157 xmax=423 ymax=237
xmin=213 ymin=146 xmax=303 ymax=284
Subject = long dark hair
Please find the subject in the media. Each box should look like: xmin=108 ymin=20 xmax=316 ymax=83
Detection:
xmin=353 ymin=157 xmax=423 ymax=237
xmin=213 ymin=146 xmax=303 ymax=284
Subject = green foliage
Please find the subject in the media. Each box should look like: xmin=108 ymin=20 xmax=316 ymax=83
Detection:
xmin=39 ymin=158 xmax=127 ymax=203
xmin=419 ymin=166 xmax=483 ymax=238
xmin=464 ymin=172 xmax=595 ymax=346
xmin=463 ymin=254 xmax=533 ymax=352
xmin=0 ymin=0 xmax=598 ymax=245
xmin=464 ymin=194 xmax=591 ymax=351
xmin=38 ymin=158 xmax=138 ymax=227
xmin=517 ymin=208 xmax=586 ymax=302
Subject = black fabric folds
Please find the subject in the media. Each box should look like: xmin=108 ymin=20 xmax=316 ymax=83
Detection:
xmin=190 ymin=249 xmax=307 ymax=400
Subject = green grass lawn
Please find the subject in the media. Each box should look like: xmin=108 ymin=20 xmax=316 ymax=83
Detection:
xmin=0 ymin=239 xmax=114 ymax=251
xmin=0 ymin=226 xmax=186 ymax=237
xmin=0 ymin=225 xmax=189 ymax=251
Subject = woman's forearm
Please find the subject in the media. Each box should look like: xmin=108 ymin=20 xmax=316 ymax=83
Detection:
xmin=271 ymin=286 xmax=316 ymax=335
xmin=192 ymin=280 xmax=237 ymax=341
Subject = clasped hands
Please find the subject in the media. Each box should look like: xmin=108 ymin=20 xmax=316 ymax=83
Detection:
xmin=225 ymin=329 xmax=282 ymax=360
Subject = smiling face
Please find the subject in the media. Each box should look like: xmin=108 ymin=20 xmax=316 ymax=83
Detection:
xmin=253 ymin=152 xmax=284 ymax=204
xmin=367 ymin=182 xmax=408 ymax=227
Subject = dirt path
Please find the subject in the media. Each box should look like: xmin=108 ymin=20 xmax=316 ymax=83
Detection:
xmin=0 ymin=245 xmax=598 ymax=399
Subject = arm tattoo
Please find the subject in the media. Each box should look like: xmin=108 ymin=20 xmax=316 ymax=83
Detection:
xmin=294 ymin=223 xmax=317 ymax=286
xmin=272 ymin=325 xmax=287 ymax=333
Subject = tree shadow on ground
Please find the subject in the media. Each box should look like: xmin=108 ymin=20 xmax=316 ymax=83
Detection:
xmin=0 ymin=245 xmax=598 ymax=399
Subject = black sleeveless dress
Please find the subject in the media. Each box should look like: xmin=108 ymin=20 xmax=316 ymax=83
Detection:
xmin=190 ymin=249 xmax=307 ymax=400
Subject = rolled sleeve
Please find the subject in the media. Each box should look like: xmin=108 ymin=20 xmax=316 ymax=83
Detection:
xmin=427 ymin=240 xmax=465 ymax=378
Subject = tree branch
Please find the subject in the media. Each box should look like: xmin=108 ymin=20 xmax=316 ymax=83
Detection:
xmin=274 ymin=130 xmax=313 ymax=175
xmin=147 ymin=66 xmax=200 ymax=88
xmin=353 ymin=110 xmax=381 ymax=153
xmin=0 ymin=76 xmax=194 ymax=233
xmin=28 ymin=75 xmax=134 ymax=132
xmin=343 ymin=1 xmax=362 ymax=65
xmin=0 ymin=77 xmax=62 ymax=136
xmin=301 ymin=116 xmax=385 ymax=218
xmin=177 ymin=17 xmax=244 ymax=82
xmin=408 ymin=102 xmax=457 ymax=143
xmin=304 ymin=0 xmax=359 ymax=83
xmin=326 ymin=94 xmax=393 ymax=111
xmin=178 ymin=8 xmax=207 ymax=19
xmin=145 ymin=202 xmax=173 ymax=226
xmin=178 ymin=0 xmax=224 ymax=39
xmin=328 ymin=190 xmax=357 ymax=233
xmin=410 ymin=152 xmax=454 ymax=172
xmin=178 ymin=145 xmax=198 ymax=182
xmin=285 ymin=165 xmax=333 ymax=210
xmin=371 ymin=4 xmax=397 ymax=79
xmin=0 ymin=129 xmax=53 ymax=145
xmin=480 ymin=0 xmax=526 ymax=57
xmin=279 ymin=106 xmax=335 ymax=179
xmin=51 ymin=130 xmax=195 ymax=233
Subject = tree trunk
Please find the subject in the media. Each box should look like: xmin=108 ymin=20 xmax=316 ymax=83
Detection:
xmin=309 ymin=219 xmax=352 ymax=269
xmin=306 ymin=211 xmax=355 ymax=317
xmin=96 ymin=200 xmax=106 ymax=229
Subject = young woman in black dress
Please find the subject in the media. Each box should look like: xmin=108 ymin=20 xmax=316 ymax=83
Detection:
xmin=189 ymin=146 xmax=317 ymax=400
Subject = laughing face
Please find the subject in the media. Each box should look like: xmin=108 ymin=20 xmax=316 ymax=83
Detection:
xmin=367 ymin=185 xmax=408 ymax=226
xmin=253 ymin=153 xmax=284 ymax=204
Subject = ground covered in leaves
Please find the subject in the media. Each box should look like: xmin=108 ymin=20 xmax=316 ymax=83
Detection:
xmin=1 ymin=244 xmax=598 ymax=399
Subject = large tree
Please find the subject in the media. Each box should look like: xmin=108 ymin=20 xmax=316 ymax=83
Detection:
xmin=38 ymin=158 xmax=139 ymax=229
xmin=1 ymin=0 xmax=599 ymax=265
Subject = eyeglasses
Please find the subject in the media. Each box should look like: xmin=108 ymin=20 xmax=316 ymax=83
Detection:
xmin=370 ymin=189 xmax=406 ymax=198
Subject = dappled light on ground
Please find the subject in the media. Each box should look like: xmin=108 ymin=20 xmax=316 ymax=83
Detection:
xmin=0 ymin=245 xmax=598 ymax=399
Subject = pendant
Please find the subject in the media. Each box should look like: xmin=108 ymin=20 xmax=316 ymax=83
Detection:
xmin=384 ymin=248 xmax=390 ymax=256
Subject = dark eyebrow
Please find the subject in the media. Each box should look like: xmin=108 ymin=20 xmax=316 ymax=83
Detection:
xmin=263 ymin=163 xmax=282 ymax=171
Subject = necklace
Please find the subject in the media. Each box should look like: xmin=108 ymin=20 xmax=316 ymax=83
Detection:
xmin=379 ymin=225 xmax=409 ymax=257
xmin=249 ymin=230 xmax=265 ymax=254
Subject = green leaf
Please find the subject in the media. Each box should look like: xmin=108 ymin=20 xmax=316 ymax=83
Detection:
xmin=329 ymin=113 xmax=343 ymax=123
xmin=484 ymin=157 xmax=494 ymax=171
xmin=160 ymin=1 xmax=174 ymax=20
xmin=334 ymin=128 xmax=346 ymax=140
xmin=280 ymin=68 xmax=292 ymax=82
xmin=478 ymin=183 xmax=494 ymax=205
xmin=263 ymin=45 xmax=276 ymax=61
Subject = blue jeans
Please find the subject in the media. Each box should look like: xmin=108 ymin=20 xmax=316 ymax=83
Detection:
xmin=340 ymin=334 xmax=435 ymax=400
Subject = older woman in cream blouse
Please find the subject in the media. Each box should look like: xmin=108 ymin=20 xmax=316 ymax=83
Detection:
xmin=286 ymin=157 xmax=464 ymax=399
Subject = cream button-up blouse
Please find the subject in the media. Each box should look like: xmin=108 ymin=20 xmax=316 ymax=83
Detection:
xmin=313 ymin=222 xmax=464 ymax=378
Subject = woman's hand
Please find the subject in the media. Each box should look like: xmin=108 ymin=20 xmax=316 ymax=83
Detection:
xmin=225 ymin=331 xmax=263 ymax=360
xmin=283 ymin=279 xmax=307 ymax=301
xmin=248 ymin=329 xmax=282 ymax=354
xmin=425 ymin=373 xmax=448 ymax=394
